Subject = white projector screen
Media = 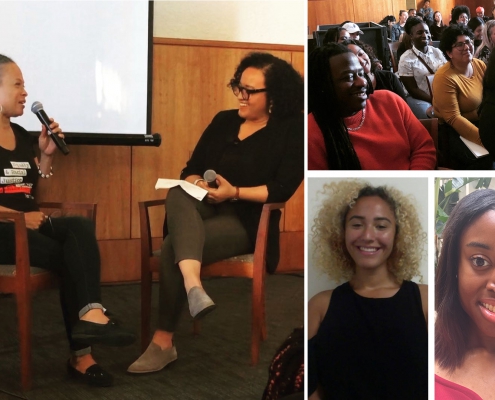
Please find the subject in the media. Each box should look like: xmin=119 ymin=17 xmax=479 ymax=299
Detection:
xmin=1 ymin=1 xmax=152 ymax=144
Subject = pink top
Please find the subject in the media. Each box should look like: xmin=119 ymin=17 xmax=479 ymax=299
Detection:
xmin=435 ymin=374 xmax=483 ymax=400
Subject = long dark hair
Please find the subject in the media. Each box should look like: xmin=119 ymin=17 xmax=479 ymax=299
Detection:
xmin=308 ymin=44 xmax=373 ymax=170
xmin=436 ymin=189 xmax=495 ymax=371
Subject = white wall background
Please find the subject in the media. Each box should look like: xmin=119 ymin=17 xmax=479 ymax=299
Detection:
xmin=308 ymin=177 xmax=429 ymax=299
xmin=153 ymin=0 xmax=306 ymax=45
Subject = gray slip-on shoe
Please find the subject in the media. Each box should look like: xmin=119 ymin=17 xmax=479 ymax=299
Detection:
xmin=127 ymin=342 xmax=177 ymax=374
xmin=187 ymin=286 xmax=216 ymax=319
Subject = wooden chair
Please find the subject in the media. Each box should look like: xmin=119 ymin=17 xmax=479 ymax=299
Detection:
xmin=388 ymin=41 xmax=400 ymax=73
xmin=419 ymin=118 xmax=451 ymax=169
xmin=0 ymin=202 xmax=97 ymax=391
xmin=139 ymin=198 xmax=285 ymax=365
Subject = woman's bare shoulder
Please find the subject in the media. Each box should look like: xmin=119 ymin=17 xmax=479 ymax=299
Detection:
xmin=308 ymin=290 xmax=333 ymax=339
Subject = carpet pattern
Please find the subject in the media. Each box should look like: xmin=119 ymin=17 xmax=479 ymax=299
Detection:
xmin=0 ymin=274 xmax=303 ymax=400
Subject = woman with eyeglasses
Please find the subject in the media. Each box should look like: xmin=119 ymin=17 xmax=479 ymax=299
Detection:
xmin=128 ymin=52 xmax=304 ymax=374
xmin=432 ymin=24 xmax=493 ymax=169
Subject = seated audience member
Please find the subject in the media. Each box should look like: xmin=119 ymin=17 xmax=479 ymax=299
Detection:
xmin=435 ymin=189 xmax=495 ymax=400
xmin=479 ymin=47 xmax=495 ymax=155
xmin=322 ymin=27 xmax=349 ymax=44
xmin=398 ymin=17 xmax=446 ymax=117
xmin=308 ymin=181 xmax=428 ymax=400
xmin=379 ymin=15 xmax=396 ymax=39
xmin=467 ymin=17 xmax=485 ymax=52
xmin=430 ymin=11 xmax=446 ymax=40
xmin=397 ymin=29 xmax=413 ymax=60
xmin=308 ymin=44 xmax=436 ymax=170
xmin=475 ymin=20 xmax=495 ymax=64
xmin=0 ymin=54 xmax=135 ymax=387
xmin=421 ymin=0 xmax=434 ymax=25
xmin=476 ymin=6 xmax=489 ymax=22
xmin=127 ymin=52 xmax=304 ymax=374
xmin=433 ymin=24 xmax=493 ymax=169
xmin=408 ymin=9 xmax=417 ymax=18
xmin=452 ymin=5 xmax=470 ymax=25
xmin=391 ymin=10 xmax=408 ymax=41
xmin=341 ymin=22 xmax=362 ymax=41
xmin=342 ymin=39 xmax=405 ymax=100
xmin=416 ymin=10 xmax=425 ymax=21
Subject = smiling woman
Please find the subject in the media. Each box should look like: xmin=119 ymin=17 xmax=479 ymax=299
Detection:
xmin=436 ymin=188 xmax=495 ymax=399
xmin=308 ymin=43 xmax=436 ymax=170
xmin=308 ymin=180 xmax=428 ymax=399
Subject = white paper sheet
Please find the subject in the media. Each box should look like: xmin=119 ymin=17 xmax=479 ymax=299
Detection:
xmin=155 ymin=179 xmax=208 ymax=201
xmin=459 ymin=136 xmax=489 ymax=158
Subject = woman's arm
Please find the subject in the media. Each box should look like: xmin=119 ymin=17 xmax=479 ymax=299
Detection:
xmin=432 ymin=71 xmax=481 ymax=143
xmin=308 ymin=291 xmax=332 ymax=399
xmin=401 ymin=76 xmax=432 ymax=102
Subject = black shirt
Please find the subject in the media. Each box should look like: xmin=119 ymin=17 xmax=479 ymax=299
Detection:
xmin=0 ymin=123 xmax=38 ymax=212
xmin=179 ymin=109 xmax=304 ymax=273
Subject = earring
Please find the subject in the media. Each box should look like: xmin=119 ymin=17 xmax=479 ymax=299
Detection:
xmin=0 ymin=105 xmax=3 ymax=113
xmin=269 ymin=103 xmax=273 ymax=114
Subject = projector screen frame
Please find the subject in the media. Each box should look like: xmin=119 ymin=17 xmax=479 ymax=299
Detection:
xmin=26 ymin=1 xmax=157 ymax=147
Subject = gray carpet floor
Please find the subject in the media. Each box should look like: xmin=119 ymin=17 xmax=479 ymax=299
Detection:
xmin=0 ymin=274 xmax=303 ymax=400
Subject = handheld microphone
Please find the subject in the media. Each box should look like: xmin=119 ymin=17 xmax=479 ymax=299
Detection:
xmin=203 ymin=169 xmax=218 ymax=188
xmin=31 ymin=101 xmax=69 ymax=155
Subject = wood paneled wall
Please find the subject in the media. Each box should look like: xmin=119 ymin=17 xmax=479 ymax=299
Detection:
xmin=308 ymin=0 xmax=495 ymax=34
xmin=36 ymin=39 xmax=304 ymax=283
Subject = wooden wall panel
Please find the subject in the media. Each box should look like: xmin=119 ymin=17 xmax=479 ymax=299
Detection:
xmin=36 ymin=146 xmax=131 ymax=240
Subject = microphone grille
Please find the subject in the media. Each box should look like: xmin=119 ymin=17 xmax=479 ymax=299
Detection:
xmin=31 ymin=101 xmax=44 ymax=113
xmin=203 ymin=169 xmax=216 ymax=182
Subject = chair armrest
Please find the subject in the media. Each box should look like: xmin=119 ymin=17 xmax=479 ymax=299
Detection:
xmin=0 ymin=210 xmax=31 ymax=281
xmin=253 ymin=202 xmax=285 ymax=272
xmin=138 ymin=199 xmax=167 ymax=259
xmin=38 ymin=202 xmax=97 ymax=223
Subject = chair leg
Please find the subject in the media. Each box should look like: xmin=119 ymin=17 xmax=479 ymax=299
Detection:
xmin=17 ymin=290 xmax=32 ymax=391
xmin=141 ymin=268 xmax=152 ymax=353
xmin=251 ymin=275 xmax=264 ymax=366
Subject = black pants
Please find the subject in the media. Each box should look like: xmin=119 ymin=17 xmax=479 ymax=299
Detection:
xmin=0 ymin=216 xmax=102 ymax=353
xmin=158 ymin=186 xmax=253 ymax=331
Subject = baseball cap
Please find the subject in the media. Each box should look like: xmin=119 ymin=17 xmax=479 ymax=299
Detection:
xmin=341 ymin=22 xmax=364 ymax=35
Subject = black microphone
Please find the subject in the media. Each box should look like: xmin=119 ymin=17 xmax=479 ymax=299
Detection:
xmin=31 ymin=101 xmax=69 ymax=155
xmin=203 ymin=169 xmax=218 ymax=188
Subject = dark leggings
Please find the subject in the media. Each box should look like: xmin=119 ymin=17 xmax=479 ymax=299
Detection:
xmin=0 ymin=216 xmax=102 ymax=353
xmin=158 ymin=186 xmax=253 ymax=331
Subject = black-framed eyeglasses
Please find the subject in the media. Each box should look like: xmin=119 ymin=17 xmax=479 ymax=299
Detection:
xmin=452 ymin=39 xmax=473 ymax=49
xmin=230 ymin=83 xmax=267 ymax=100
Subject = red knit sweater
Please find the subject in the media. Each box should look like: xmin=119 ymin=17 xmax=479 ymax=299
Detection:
xmin=308 ymin=90 xmax=436 ymax=170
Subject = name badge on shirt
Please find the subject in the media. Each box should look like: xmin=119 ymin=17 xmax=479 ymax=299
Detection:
xmin=0 ymin=177 xmax=23 ymax=184
xmin=4 ymin=169 xmax=27 ymax=176
xmin=10 ymin=162 xmax=31 ymax=169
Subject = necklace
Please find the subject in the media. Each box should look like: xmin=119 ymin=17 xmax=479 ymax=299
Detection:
xmin=347 ymin=107 xmax=366 ymax=131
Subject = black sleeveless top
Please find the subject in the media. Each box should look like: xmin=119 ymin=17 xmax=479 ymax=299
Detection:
xmin=309 ymin=281 xmax=428 ymax=400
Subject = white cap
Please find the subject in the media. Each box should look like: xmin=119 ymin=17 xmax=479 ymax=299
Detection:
xmin=342 ymin=22 xmax=364 ymax=35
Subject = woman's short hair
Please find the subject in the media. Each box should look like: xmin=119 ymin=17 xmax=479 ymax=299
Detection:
xmin=228 ymin=52 xmax=303 ymax=119
xmin=439 ymin=24 xmax=474 ymax=60
xmin=436 ymin=189 xmax=495 ymax=371
xmin=452 ymin=5 xmax=471 ymax=23
xmin=322 ymin=26 xmax=347 ymax=45
xmin=467 ymin=16 xmax=484 ymax=33
xmin=0 ymin=54 xmax=14 ymax=84
xmin=405 ymin=16 xmax=425 ymax=35
xmin=312 ymin=180 xmax=425 ymax=283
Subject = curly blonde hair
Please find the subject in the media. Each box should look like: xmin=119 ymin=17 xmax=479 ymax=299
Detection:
xmin=311 ymin=180 xmax=425 ymax=283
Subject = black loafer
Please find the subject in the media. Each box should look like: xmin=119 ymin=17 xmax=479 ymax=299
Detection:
xmin=72 ymin=319 xmax=136 ymax=346
xmin=67 ymin=360 xmax=113 ymax=387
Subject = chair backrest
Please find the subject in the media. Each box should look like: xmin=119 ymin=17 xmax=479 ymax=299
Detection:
xmin=388 ymin=41 xmax=400 ymax=72
xmin=419 ymin=118 xmax=438 ymax=150
xmin=312 ymin=30 xmax=327 ymax=47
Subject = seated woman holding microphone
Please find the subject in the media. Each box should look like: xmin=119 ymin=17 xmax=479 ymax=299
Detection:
xmin=127 ymin=52 xmax=304 ymax=374
xmin=0 ymin=54 xmax=135 ymax=387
